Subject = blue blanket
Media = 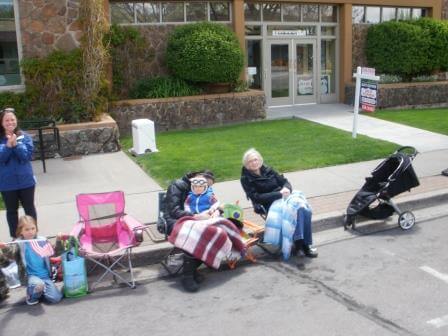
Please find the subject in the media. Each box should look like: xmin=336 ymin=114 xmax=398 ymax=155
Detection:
xmin=263 ymin=191 xmax=312 ymax=260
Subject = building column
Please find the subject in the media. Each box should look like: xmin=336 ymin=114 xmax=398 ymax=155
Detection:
xmin=339 ymin=3 xmax=352 ymax=103
xmin=233 ymin=0 xmax=246 ymax=80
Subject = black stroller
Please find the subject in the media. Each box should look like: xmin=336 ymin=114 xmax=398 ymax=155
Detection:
xmin=344 ymin=146 xmax=419 ymax=230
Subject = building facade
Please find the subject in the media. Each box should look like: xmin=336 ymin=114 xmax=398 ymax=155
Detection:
xmin=1 ymin=1 xmax=447 ymax=106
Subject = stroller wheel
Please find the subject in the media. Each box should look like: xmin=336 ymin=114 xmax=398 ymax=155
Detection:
xmin=398 ymin=211 xmax=415 ymax=230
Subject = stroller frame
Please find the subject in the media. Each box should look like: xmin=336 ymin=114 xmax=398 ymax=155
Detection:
xmin=344 ymin=146 xmax=419 ymax=231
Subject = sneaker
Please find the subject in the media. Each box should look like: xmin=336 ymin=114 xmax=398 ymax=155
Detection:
xmin=303 ymin=245 xmax=318 ymax=258
xmin=26 ymin=284 xmax=43 ymax=305
xmin=442 ymin=168 xmax=448 ymax=177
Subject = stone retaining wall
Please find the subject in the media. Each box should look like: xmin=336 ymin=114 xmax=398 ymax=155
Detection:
xmin=109 ymin=90 xmax=266 ymax=135
xmin=344 ymin=81 xmax=448 ymax=109
xmin=19 ymin=0 xmax=82 ymax=58
xmin=29 ymin=114 xmax=120 ymax=158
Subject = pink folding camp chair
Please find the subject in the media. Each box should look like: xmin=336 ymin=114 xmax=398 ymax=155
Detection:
xmin=71 ymin=191 xmax=143 ymax=289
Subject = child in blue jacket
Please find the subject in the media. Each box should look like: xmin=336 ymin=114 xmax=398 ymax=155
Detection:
xmin=184 ymin=176 xmax=220 ymax=217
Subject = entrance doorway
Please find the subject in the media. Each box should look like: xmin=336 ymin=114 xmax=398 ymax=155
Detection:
xmin=267 ymin=39 xmax=317 ymax=106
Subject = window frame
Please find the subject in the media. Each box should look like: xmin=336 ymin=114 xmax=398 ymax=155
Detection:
xmin=0 ymin=0 xmax=24 ymax=92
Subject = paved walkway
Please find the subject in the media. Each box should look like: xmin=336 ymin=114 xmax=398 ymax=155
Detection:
xmin=267 ymin=103 xmax=448 ymax=152
xmin=1 ymin=104 xmax=447 ymax=242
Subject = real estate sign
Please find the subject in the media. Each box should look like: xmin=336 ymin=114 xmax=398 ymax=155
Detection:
xmin=360 ymin=81 xmax=377 ymax=112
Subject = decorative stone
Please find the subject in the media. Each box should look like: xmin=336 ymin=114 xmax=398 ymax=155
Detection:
xmin=55 ymin=33 xmax=78 ymax=52
xmin=110 ymin=91 xmax=266 ymax=135
xmin=41 ymin=32 xmax=54 ymax=45
xmin=29 ymin=20 xmax=45 ymax=33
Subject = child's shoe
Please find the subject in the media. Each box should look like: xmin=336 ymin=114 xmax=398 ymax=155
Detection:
xmin=26 ymin=284 xmax=43 ymax=305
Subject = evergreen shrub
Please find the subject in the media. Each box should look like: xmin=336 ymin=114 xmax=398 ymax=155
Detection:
xmin=409 ymin=18 xmax=448 ymax=72
xmin=366 ymin=21 xmax=431 ymax=81
xmin=166 ymin=22 xmax=244 ymax=84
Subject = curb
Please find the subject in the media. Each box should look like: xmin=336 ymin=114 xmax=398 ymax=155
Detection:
xmin=131 ymin=188 xmax=448 ymax=266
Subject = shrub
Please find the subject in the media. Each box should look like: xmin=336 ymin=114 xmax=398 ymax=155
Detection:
xmin=409 ymin=18 xmax=448 ymax=72
xmin=21 ymin=49 xmax=93 ymax=123
xmin=130 ymin=76 xmax=201 ymax=99
xmin=0 ymin=92 xmax=27 ymax=119
xmin=166 ymin=22 xmax=244 ymax=84
xmin=104 ymin=24 xmax=154 ymax=99
xmin=366 ymin=21 xmax=431 ymax=81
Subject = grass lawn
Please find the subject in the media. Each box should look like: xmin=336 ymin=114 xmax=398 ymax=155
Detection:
xmin=365 ymin=108 xmax=448 ymax=135
xmin=121 ymin=119 xmax=398 ymax=188
xmin=0 ymin=197 xmax=3 ymax=211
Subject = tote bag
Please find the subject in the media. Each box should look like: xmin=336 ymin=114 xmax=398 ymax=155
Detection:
xmin=62 ymin=238 xmax=88 ymax=298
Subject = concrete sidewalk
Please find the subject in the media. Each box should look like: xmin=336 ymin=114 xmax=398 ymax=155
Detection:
xmin=1 ymin=104 xmax=448 ymax=244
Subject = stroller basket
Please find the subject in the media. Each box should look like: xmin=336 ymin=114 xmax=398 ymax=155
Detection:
xmin=345 ymin=146 xmax=419 ymax=230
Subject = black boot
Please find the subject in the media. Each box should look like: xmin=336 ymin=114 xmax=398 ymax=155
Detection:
xmin=303 ymin=245 xmax=318 ymax=258
xmin=182 ymin=255 xmax=200 ymax=293
xmin=292 ymin=239 xmax=304 ymax=256
xmin=193 ymin=260 xmax=205 ymax=284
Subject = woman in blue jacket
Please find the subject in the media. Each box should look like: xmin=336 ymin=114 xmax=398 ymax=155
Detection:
xmin=0 ymin=108 xmax=37 ymax=238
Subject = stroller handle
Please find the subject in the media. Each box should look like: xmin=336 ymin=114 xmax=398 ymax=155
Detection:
xmin=395 ymin=146 xmax=418 ymax=158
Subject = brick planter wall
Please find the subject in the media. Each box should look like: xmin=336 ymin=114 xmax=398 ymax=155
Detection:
xmin=344 ymin=81 xmax=448 ymax=109
xmin=109 ymin=90 xmax=266 ymax=135
xmin=29 ymin=114 xmax=120 ymax=158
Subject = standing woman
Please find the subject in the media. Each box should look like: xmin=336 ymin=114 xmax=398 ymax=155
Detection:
xmin=240 ymin=148 xmax=317 ymax=260
xmin=0 ymin=108 xmax=37 ymax=239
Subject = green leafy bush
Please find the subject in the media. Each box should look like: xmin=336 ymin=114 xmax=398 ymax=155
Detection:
xmin=130 ymin=76 xmax=201 ymax=99
xmin=409 ymin=18 xmax=448 ymax=72
xmin=104 ymin=24 xmax=154 ymax=99
xmin=21 ymin=49 xmax=95 ymax=123
xmin=166 ymin=22 xmax=244 ymax=84
xmin=366 ymin=21 xmax=431 ymax=81
xmin=0 ymin=92 xmax=27 ymax=119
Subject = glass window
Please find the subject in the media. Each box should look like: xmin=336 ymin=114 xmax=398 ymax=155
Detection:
xmin=244 ymin=3 xmax=261 ymax=21
xmin=210 ymin=2 xmax=230 ymax=21
xmin=352 ymin=6 xmax=365 ymax=23
xmin=162 ymin=2 xmax=184 ymax=22
xmin=0 ymin=0 xmax=20 ymax=86
xmin=321 ymin=40 xmax=336 ymax=94
xmin=136 ymin=3 xmax=160 ymax=23
xmin=246 ymin=40 xmax=262 ymax=89
xmin=412 ymin=8 xmax=423 ymax=19
xmin=397 ymin=8 xmax=411 ymax=20
xmin=186 ymin=2 xmax=207 ymax=21
xmin=110 ymin=2 xmax=135 ymax=24
xmin=282 ymin=4 xmax=300 ymax=22
xmin=320 ymin=5 xmax=337 ymax=23
xmin=381 ymin=7 xmax=396 ymax=22
xmin=365 ymin=6 xmax=380 ymax=24
xmin=245 ymin=25 xmax=261 ymax=36
xmin=321 ymin=26 xmax=336 ymax=36
xmin=263 ymin=3 xmax=281 ymax=21
xmin=302 ymin=4 xmax=318 ymax=22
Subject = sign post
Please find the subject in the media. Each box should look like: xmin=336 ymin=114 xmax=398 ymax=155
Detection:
xmin=352 ymin=66 xmax=380 ymax=138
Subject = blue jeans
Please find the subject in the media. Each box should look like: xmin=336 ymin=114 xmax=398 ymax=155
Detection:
xmin=292 ymin=207 xmax=313 ymax=246
xmin=28 ymin=275 xmax=62 ymax=304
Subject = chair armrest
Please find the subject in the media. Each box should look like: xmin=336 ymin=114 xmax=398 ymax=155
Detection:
xmin=70 ymin=221 xmax=84 ymax=238
xmin=123 ymin=214 xmax=143 ymax=231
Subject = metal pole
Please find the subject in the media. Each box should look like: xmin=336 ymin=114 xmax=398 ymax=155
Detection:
xmin=352 ymin=66 xmax=362 ymax=139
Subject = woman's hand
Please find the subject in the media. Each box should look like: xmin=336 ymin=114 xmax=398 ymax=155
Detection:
xmin=6 ymin=134 xmax=16 ymax=148
xmin=280 ymin=187 xmax=291 ymax=198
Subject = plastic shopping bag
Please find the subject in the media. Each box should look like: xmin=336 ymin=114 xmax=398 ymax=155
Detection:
xmin=1 ymin=261 xmax=21 ymax=289
xmin=62 ymin=238 xmax=88 ymax=298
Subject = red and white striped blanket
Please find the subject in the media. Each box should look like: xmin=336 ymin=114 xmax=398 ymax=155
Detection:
xmin=168 ymin=216 xmax=246 ymax=269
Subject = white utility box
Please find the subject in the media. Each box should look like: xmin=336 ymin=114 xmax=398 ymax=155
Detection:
xmin=130 ymin=119 xmax=158 ymax=155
